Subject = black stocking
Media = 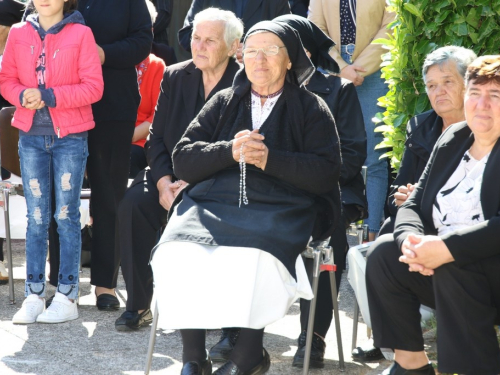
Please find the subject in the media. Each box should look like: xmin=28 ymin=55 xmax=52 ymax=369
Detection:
xmin=180 ymin=329 xmax=206 ymax=363
xmin=229 ymin=328 xmax=264 ymax=371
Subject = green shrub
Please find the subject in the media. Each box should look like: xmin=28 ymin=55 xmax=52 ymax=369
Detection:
xmin=375 ymin=0 xmax=500 ymax=172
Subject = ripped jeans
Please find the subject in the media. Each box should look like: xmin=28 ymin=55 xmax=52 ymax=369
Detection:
xmin=19 ymin=135 xmax=88 ymax=299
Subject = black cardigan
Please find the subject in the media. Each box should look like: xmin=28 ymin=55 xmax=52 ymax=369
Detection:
xmin=78 ymin=0 xmax=153 ymax=122
xmin=173 ymin=80 xmax=342 ymax=240
xmin=178 ymin=0 xmax=290 ymax=52
xmin=394 ymin=121 xmax=500 ymax=267
xmin=386 ymin=109 xmax=442 ymax=217
xmin=146 ymin=58 xmax=241 ymax=185
xmin=306 ymin=71 xmax=367 ymax=212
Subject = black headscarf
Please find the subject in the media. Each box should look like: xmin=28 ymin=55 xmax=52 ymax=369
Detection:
xmin=243 ymin=20 xmax=315 ymax=87
xmin=273 ymin=14 xmax=340 ymax=75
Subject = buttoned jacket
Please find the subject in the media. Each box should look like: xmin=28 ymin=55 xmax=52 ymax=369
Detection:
xmin=308 ymin=0 xmax=395 ymax=76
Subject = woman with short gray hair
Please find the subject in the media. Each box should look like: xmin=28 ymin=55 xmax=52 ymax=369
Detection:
xmin=422 ymin=45 xmax=477 ymax=82
xmin=376 ymin=46 xmax=477 ymax=238
xmin=356 ymin=46 xmax=477 ymax=361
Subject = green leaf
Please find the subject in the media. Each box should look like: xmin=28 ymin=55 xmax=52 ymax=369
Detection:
xmin=403 ymin=3 xmax=423 ymax=20
xmin=478 ymin=17 xmax=498 ymax=41
xmin=465 ymin=8 xmax=480 ymax=28
xmin=415 ymin=94 xmax=430 ymax=114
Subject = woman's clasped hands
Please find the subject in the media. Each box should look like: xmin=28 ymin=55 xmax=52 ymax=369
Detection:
xmin=399 ymin=233 xmax=455 ymax=276
xmin=232 ymin=129 xmax=269 ymax=171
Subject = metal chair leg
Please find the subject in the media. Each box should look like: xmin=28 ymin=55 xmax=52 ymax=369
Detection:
xmin=329 ymin=270 xmax=345 ymax=371
xmin=303 ymin=240 xmax=345 ymax=373
xmin=350 ymin=224 xmax=367 ymax=350
xmin=144 ymin=301 xmax=159 ymax=375
xmin=303 ymin=249 xmax=320 ymax=375
xmin=352 ymin=299 xmax=359 ymax=351
xmin=3 ymin=187 xmax=15 ymax=304
xmin=303 ymin=248 xmax=321 ymax=375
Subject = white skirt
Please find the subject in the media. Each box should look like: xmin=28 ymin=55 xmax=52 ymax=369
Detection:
xmin=151 ymin=241 xmax=313 ymax=330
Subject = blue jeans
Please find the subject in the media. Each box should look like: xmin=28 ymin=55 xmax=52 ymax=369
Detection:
xmin=341 ymin=45 xmax=389 ymax=233
xmin=19 ymin=135 xmax=88 ymax=299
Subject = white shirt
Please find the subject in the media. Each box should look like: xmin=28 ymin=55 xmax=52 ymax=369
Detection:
xmin=251 ymin=91 xmax=282 ymax=130
xmin=432 ymin=150 xmax=489 ymax=236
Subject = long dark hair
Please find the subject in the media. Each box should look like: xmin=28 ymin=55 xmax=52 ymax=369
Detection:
xmin=64 ymin=0 xmax=78 ymax=14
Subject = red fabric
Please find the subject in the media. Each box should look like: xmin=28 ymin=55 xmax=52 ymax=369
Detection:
xmin=133 ymin=54 xmax=165 ymax=147
xmin=0 ymin=22 xmax=103 ymax=137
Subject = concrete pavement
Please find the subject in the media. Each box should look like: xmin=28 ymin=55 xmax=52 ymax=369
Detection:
xmin=0 ymin=238 xmax=393 ymax=375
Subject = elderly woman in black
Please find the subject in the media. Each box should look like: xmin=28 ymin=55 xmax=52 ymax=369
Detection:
xmin=151 ymin=20 xmax=341 ymax=375
xmin=367 ymin=55 xmax=500 ymax=375
xmin=379 ymin=46 xmax=477 ymax=237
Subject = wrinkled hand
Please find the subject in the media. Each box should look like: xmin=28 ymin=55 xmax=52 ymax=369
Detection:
xmin=339 ymin=65 xmax=366 ymax=86
xmin=170 ymin=179 xmax=187 ymax=198
xmin=399 ymin=233 xmax=454 ymax=276
xmin=157 ymin=176 xmax=176 ymax=211
xmin=22 ymin=88 xmax=45 ymax=110
xmin=232 ymin=129 xmax=268 ymax=170
xmin=394 ymin=184 xmax=415 ymax=207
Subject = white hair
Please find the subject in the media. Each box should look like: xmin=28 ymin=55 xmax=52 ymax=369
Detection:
xmin=193 ymin=7 xmax=244 ymax=49
xmin=422 ymin=46 xmax=477 ymax=83
xmin=146 ymin=1 xmax=158 ymax=24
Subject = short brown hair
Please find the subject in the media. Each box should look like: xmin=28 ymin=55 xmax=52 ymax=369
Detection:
xmin=465 ymin=55 xmax=500 ymax=86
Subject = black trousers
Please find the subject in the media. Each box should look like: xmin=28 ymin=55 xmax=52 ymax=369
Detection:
xmin=378 ymin=215 xmax=395 ymax=236
xmin=367 ymin=233 xmax=500 ymax=375
xmin=299 ymin=204 xmax=361 ymax=337
xmin=48 ymin=121 xmax=135 ymax=288
xmin=129 ymin=144 xmax=148 ymax=180
xmin=117 ymin=168 xmax=168 ymax=311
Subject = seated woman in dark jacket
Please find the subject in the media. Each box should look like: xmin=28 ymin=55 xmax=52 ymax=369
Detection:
xmin=379 ymin=46 xmax=477 ymax=236
xmin=357 ymin=46 xmax=478 ymax=363
xmin=115 ymin=8 xmax=242 ymax=332
xmin=367 ymin=55 xmax=500 ymax=375
xmin=151 ymin=20 xmax=341 ymax=375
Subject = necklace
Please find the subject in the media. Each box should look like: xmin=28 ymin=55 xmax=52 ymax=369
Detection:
xmin=239 ymin=143 xmax=249 ymax=207
xmin=251 ymin=86 xmax=284 ymax=99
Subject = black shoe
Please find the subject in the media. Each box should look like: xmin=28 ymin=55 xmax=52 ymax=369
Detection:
xmin=352 ymin=344 xmax=384 ymax=362
xmin=382 ymin=361 xmax=435 ymax=375
xmin=181 ymin=357 xmax=212 ymax=375
xmin=115 ymin=309 xmax=153 ymax=331
xmin=213 ymin=349 xmax=270 ymax=375
xmin=45 ymin=294 xmax=55 ymax=308
xmin=209 ymin=328 xmax=240 ymax=362
xmin=291 ymin=331 xmax=326 ymax=368
xmin=96 ymin=293 xmax=119 ymax=311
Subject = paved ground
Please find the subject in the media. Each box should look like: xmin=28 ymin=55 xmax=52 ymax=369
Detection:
xmin=0 ymin=238 xmax=398 ymax=375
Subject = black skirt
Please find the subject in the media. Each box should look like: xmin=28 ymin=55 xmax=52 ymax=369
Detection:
xmin=160 ymin=168 xmax=319 ymax=279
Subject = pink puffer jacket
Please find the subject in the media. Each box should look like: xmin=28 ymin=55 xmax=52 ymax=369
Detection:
xmin=0 ymin=22 xmax=103 ymax=137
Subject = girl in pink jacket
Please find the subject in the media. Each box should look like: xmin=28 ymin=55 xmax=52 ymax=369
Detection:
xmin=0 ymin=0 xmax=103 ymax=324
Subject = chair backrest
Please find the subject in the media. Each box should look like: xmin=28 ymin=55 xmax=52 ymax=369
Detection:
xmin=0 ymin=106 xmax=20 ymax=177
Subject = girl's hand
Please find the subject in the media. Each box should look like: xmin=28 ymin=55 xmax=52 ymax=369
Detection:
xmin=22 ymin=89 xmax=45 ymax=110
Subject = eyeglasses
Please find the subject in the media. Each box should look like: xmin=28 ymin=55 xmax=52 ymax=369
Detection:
xmin=242 ymin=45 xmax=286 ymax=58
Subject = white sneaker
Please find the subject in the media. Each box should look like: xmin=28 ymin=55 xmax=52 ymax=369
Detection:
xmin=12 ymin=294 xmax=45 ymax=324
xmin=0 ymin=262 xmax=8 ymax=281
xmin=36 ymin=292 xmax=78 ymax=323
